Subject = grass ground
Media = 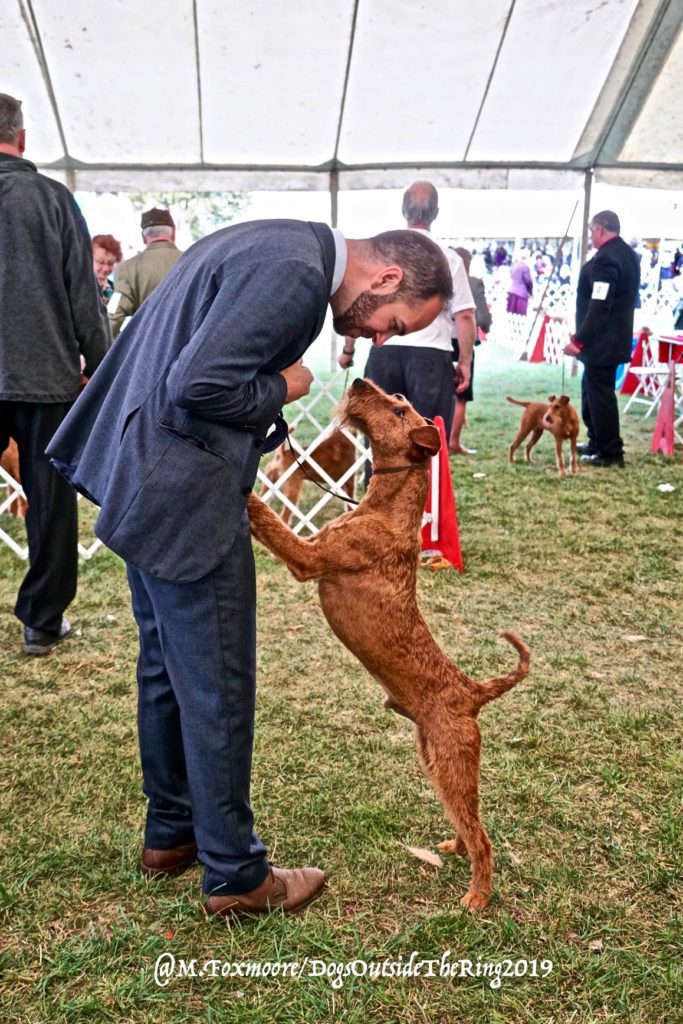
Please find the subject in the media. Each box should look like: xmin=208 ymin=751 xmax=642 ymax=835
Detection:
xmin=0 ymin=345 xmax=681 ymax=1023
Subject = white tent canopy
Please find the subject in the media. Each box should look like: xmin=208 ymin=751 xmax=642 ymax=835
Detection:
xmin=2 ymin=0 xmax=682 ymax=193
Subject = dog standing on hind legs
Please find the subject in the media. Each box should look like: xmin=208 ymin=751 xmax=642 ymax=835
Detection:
xmin=248 ymin=379 xmax=530 ymax=911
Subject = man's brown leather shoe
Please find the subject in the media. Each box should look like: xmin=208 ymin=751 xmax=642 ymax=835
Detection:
xmin=140 ymin=841 xmax=198 ymax=879
xmin=203 ymin=866 xmax=326 ymax=921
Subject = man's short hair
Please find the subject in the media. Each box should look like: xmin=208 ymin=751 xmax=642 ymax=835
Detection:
xmin=402 ymin=181 xmax=439 ymax=226
xmin=0 ymin=93 xmax=23 ymax=144
xmin=370 ymin=229 xmax=453 ymax=304
xmin=142 ymin=224 xmax=175 ymax=242
xmin=591 ymin=210 xmax=620 ymax=234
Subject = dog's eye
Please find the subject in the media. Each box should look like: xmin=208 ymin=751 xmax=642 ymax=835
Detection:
xmin=393 ymin=408 xmax=406 ymax=418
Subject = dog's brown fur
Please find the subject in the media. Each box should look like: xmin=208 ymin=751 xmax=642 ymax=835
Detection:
xmin=248 ymin=379 xmax=530 ymax=911
xmin=0 ymin=439 xmax=28 ymax=518
xmin=260 ymin=428 xmax=357 ymax=524
xmin=507 ymin=395 xmax=579 ymax=475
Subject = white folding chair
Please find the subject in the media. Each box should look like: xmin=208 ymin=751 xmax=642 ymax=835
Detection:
xmin=623 ymin=335 xmax=670 ymax=418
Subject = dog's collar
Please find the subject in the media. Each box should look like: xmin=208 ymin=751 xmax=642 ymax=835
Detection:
xmin=371 ymin=464 xmax=430 ymax=474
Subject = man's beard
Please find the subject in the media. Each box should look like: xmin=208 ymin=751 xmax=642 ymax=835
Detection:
xmin=332 ymin=289 xmax=398 ymax=335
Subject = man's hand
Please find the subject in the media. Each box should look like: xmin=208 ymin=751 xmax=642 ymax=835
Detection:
xmin=563 ymin=340 xmax=581 ymax=357
xmin=338 ymin=336 xmax=355 ymax=369
xmin=454 ymin=361 xmax=471 ymax=393
xmin=280 ymin=360 xmax=313 ymax=403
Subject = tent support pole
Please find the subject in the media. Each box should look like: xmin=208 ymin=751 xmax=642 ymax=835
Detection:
xmin=330 ymin=169 xmax=339 ymax=229
xmin=329 ymin=169 xmax=339 ymax=370
xmin=580 ymin=169 xmax=593 ymax=267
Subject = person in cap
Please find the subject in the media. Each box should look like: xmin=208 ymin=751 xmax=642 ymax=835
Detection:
xmin=107 ymin=208 xmax=181 ymax=337
xmin=47 ymin=219 xmax=453 ymax=921
xmin=0 ymin=92 xmax=110 ymax=656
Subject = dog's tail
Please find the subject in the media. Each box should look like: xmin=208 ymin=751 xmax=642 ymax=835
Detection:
xmin=474 ymin=631 xmax=530 ymax=709
xmin=506 ymin=396 xmax=531 ymax=408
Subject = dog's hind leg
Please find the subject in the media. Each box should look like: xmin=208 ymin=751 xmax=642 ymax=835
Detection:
xmin=508 ymin=428 xmax=531 ymax=463
xmin=419 ymin=717 xmax=493 ymax=911
xmin=524 ymin=428 xmax=544 ymax=463
xmin=569 ymin=435 xmax=578 ymax=474
xmin=280 ymin=475 xmax=304 ymax=525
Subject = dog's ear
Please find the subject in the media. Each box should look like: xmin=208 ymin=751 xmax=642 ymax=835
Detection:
xmin=409 ymin=425 xmax=441 ymax=458
xmin=559 ymin=395 xmax=570 ymax=405
xmin=548 ymin=395 xmax=556 ymax=402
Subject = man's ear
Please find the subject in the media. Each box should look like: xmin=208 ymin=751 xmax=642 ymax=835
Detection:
xmin=368 ymin=265 xmax=404 ymax=294
xmin=409 ymin=425 xmax=441 ymax=458
xmin=17 ymin=128 xmax=26 ymax=155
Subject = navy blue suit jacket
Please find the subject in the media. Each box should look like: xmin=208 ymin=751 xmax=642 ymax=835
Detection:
xmin=48 ymin=219 xmax=336 ymax=580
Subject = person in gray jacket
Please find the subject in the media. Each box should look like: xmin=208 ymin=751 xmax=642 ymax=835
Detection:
xmin=47 ymin=219 xmax=452 ymax=921
xmin=0 ymin=93 xmax=110 ymax=655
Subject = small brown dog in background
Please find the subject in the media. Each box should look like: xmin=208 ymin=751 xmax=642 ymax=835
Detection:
xmin=0 ymin=439 xmax=28 ymax=518
xmin=260 ymin=428 xmax=357 ymax=524
xmin=507 ymin=395 xmax=580 ymax=475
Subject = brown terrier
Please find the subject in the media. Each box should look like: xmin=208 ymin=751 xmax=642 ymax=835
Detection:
xmin=1 ymin=439 xmax=28 ymax=518
xmin=260 ymin=428 xmax=357 ymax=524
xmin=248 ymin=379 xmax=530 ymax=911
xmin=507 ymin=395 xmax=579 ymax=475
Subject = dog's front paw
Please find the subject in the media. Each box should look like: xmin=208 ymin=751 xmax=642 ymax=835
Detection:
xmin=460 ymin=889 xmax=491 ymax=913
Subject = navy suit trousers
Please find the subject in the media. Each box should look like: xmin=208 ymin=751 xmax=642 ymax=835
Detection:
xmin=126 ymin=513 xmax=269 ymax=896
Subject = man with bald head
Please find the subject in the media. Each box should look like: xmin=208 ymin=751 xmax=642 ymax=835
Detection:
xmin=339 ymin=181 xmax=476 ymax=441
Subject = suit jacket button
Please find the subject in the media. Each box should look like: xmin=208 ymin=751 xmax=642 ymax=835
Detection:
xmin=242 ymin=486 xmax=252 ymax=496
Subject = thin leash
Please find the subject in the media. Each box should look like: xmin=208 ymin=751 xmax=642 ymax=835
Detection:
xmin=284 ymin=429 xmax=361 ymax=506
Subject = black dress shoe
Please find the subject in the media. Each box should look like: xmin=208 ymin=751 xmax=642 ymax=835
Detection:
xmin=583 ymin=454 xmax=625 ymax=468
xmin=577 ymin=443 xmax=597 ymax=455
xmin=23 ymin=618 xmax=72 ymax=656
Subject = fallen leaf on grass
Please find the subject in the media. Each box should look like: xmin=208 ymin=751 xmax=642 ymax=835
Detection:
xmin=406 ymin=846 xmax=443 ymax=868
xmin=503 ymin=838 xmax=523 ymax=865
xmin=621 ymin=634 xmax=648 ymax=642
xmin=588 ymin=939 xmax=604 ymax=953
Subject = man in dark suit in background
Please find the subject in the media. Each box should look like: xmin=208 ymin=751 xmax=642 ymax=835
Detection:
xmin=564 ymin=210 xmax=640 ymax=468
xmin=47 ymin=220 xmax=452 ymax=921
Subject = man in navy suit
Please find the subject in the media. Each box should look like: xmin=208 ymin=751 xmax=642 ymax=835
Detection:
xmin=48 ymin=220 xmax=452 ymax=920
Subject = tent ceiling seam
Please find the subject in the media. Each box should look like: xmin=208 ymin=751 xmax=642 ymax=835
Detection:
xmin=463 ymin=0 xmax=517 ymax=162
xmin=591 ymin=0 xmax=680 ymax=166
xmin=332 ymin=0 xmax=361 ymax=163
xmin=16 ymin=0 xmax=70 ymax=161
xmin=192 ymin=0 xmax=204 ymax=163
